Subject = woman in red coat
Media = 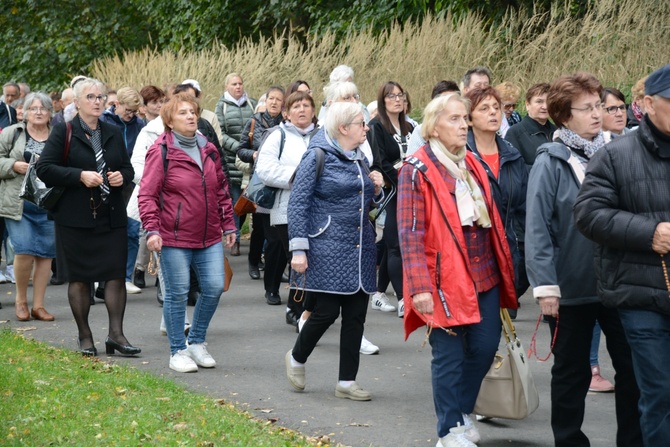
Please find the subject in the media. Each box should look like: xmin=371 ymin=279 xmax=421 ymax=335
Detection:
xmin=398 ymin=93 xmax=516 ymax=447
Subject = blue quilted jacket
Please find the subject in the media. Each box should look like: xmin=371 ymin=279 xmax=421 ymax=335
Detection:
xmin=288 ymin=129 xmax=378 ymax=294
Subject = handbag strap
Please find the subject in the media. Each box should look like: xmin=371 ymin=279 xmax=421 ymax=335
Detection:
xmin=63 ymin=121 xmax=72 ymax=164
xmin=499 ymin=308 xmax=517 ymax=344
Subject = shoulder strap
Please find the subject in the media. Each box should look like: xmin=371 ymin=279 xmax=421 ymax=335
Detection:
xmin=278 ymin=127 xmax=285 ymax=159
xmin=315 ymin=147 xmax=325 ymax=180
xmin=10 ymin=126 xmax=23 ymax=150
xmin=64 ymin=122 xmax=72 ymax=165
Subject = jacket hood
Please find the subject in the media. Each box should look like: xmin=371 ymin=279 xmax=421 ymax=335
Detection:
xmin=535 ymin=140 xmax=571 ymax=161
xmin=310 ymin=127 xmax=366 ymax=162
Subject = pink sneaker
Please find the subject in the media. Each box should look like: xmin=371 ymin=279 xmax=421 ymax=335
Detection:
xmin=589 ymin=365 xmax=615 ymax=392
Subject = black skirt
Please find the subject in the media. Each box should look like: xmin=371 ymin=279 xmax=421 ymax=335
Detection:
xmin=55 ymin=205 xmax=127 ymax=282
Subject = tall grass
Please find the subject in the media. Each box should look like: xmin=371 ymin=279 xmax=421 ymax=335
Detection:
xmin=92 ymin=0 xmax=669 ymax=113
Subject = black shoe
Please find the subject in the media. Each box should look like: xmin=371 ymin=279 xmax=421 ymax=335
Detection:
xmin=95 ymin=282 xmax=105 ymax=300
xmin=105 ymin=337 xmax=141 ymax=356
xmin=258 ymin=261 xmax=265 ymax=271
xmin=281 ymin=272 xmax=290 ymax=283
xmin=133 ymin=269 xmax=145 ymax=289
xmin=265 ymin=291 xmax=281 ymax=305
xmin=78 ymin=338 xmax=97 ymax=357
xmin=187 ymin=289 xmax=199 ymax=306
xmin=285 ymin=309 xmax=299 ymax=327
xmin=50 ymin=276 xmax=65 ymax=285
xmin=249 ymin=264 xmax=261 ymax=280
xmin=156 ymin=280 xmax=164 ymax=306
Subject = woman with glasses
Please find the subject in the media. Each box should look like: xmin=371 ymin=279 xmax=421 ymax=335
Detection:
xmin=525 ymin=73 xmax=641 ymax=446
xmin=37 ymin=78 xmax=139 ymax=357
xmin=601 ymin=87 xmax=629 ymax=138
xmin=0 ymin=92 xmax=56 ymax=321
xmin=100 ymin=87 xmax=145 ymax=158
xmin=367 ymin=81 xmax=414 ymax=318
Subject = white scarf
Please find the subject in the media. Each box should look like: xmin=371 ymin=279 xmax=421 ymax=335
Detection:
xmin=224 ymin=91 xmax=249 ymax=107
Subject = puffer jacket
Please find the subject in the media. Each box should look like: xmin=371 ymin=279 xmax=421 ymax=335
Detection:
xmin=138 ymin=131 xmax=235 ymax=249
xmin=215 ymin=95 xmax=256 ymax=185
xmin=236 ymin=111 xmax=283 ymax=165
xmin=288 ymin=129 xmax=378 ymax=294
xmin=99 ymin=106 xmax=145 ymax=156
xmin=255 ymin=123 xmax=313 ymax=226
xmin=574 ymin=116 xmax=670 ymax=316
xmin=525 ymin=141 xmax=598 ymax=305
xmin=0 ymin=123 xmax=31 ymax=219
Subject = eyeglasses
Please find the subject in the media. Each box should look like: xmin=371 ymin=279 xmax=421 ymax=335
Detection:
xmin=27 ymin=107 xmax=48 ymax=113
xmin=385 ymin=93 xmax=406 ymax=101
xmin=122 ymin=107 xmax=139 ymax=115
xmin=341 ymin=94 xmax=360 ymax=102
xmin=503 ymin=103 xmax=517 ymax=110
xmin=602 ymin=105 xmax=626 ymax=115
xmin=347 ymin=120 xmax=367 ymax=127
xmin=571 ymin=102 xmax=602 ymax=114
xmin=85 ymin=94 xmax=108 ymax=103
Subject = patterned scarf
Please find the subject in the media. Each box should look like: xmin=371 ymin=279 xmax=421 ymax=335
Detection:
xmin=557 ymin=127 xmax=606 ymax=159
xmin=79 ymin=116 xmax=109 ymax=202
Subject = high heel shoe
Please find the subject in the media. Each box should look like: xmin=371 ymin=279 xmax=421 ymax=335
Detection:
xmin=78 ymin=338 xmax=97 ymax=357
xmin=105 ymin=337 xmax=141 ymax=356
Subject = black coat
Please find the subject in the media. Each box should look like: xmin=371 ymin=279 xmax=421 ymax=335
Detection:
xmin=36 ymin=118 xmax=134 ymax=229
xmin=574 ymin=116 xmax=670 ymax=315
xmin=504 ymin=115 xmax=556 ymax=168
xmin=367 ymin=117 xmax=412 ymax=186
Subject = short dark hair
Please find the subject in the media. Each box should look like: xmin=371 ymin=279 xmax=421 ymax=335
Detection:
xmin=140 ymin=85 xmax=167 ymax=105
xmin=266 ymin=85 xmax=285 ymax=98
xmin=525 ymin=83 xmax=551 ymax=104
xmin=431 ymin=80 xmax=460 ymax=99
xmin=547 ymin=72 xmax=602 ymax=128
xmin=465 ymin=86 xmax=502 ymax=116
xmin=600 ymin=87 xmax=625 ymax=104
xmin=286 ymin=80 xmax=310 ymax=96
xmin=173 ymin=83 xmax=200 ymax=98
xmin=284 ymin=90 xmax=315 ymax=111
xmin=462 ymin=67 xmax=492 ymax=89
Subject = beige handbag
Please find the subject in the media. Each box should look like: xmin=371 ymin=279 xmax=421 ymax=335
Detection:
xmin=473 ymin=308 xmax=540 ymax=419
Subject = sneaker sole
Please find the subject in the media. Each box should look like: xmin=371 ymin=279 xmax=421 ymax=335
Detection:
xmin=360 ymin=348 xmax=380 ymax=355
xmin=335 ymin=390 xmax=372 ymax=401
xmin=170 ymin=364 xmax=198 ymax=373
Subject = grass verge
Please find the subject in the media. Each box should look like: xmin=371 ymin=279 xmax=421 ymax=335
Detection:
xmin=0 ymin=329 xmax=316 ymax=446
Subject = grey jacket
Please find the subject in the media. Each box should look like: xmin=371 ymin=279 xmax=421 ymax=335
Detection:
xmin=525 ymin=141 xmax=598 ymax=305
xmin=215 ymin=96 xmax=256 ymax=185
xmin=0 ymin=123 xmax=31 ymax=220
xmin=574 ymin=117 xmax=670 ymax=315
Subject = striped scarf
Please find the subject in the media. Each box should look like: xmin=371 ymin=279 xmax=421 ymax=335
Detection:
xmin=79 ymin=116 xmax=110 ymax=202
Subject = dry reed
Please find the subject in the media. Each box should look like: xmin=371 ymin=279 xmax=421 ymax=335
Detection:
xmin=92 ymin=0 xmax=669 ymax=113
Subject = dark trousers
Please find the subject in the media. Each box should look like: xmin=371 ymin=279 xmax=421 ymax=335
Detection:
xmin=248 ymin=213 xmax=265 ymax=267
xmin=260 ymin=214 xmax=286 ymax=295
xmin=382 ymin=197 xmax=403 ymax=300
xmin=292 ymin=290 xmax=368 ymax=380
xmin=547 ymin=304 xmax=642 ymax=447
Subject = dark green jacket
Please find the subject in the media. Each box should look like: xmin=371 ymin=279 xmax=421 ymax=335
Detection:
xmin=215 ymin=96 xmax=256 ymax=185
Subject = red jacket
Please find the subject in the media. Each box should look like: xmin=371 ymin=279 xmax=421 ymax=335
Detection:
xmin=138 ymin=131 xmax=235 ymax=249
xmin=398 ymin=146 xmax=517 ymax=339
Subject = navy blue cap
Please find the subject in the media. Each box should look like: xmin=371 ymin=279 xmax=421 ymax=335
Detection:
xmin=645 ymin=64 xmax=670 ymax=98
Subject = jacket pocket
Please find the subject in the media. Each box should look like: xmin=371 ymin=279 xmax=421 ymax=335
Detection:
xmin=173 ymin=202 xmax=182 ymax=240
xmin=308 ymin=215 xmax=331 ymax=238
xmin=435 ymin=252 xmax=451 ymax=317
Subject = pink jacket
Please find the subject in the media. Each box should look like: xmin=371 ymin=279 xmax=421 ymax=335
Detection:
xmin=139 ymin=131 xmax=235 ymax=249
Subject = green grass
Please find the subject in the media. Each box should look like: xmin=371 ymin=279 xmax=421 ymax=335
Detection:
xmin=0 ymin=330 xmax=314 ymax=447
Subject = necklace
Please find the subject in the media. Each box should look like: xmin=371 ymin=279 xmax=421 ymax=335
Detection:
xmin=90 ymin=189 xmax=102 ymax=219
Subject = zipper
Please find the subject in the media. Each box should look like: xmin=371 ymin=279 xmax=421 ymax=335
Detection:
xmin=202 ymin=168 xmax=208 ymax=247
xmin=174 ymin=202 xmax=181 ymax=240
xmin=435 ymin=252 xmax=451 ymax=317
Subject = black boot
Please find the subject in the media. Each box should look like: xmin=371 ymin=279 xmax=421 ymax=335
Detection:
xmin=133 ymin=269 xmax=145 ymax=288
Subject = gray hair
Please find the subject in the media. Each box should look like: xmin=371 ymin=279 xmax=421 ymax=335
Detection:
xmin=325 ymin=102 xmax=362 ymax=139
xmin=462 ymin=66 xmax=493 ymax=89
xmin=73 ymin=78 xmax=106 ymax=100
xmin=329 ymin=65 xmax=354 ymax=83
xmin=325 ymin=81 xmax=359 ymax=105
xmin=23 ymin=92 xmax=54 ymax=122
xmin=421 ymin=93 xmax=471 ymax=141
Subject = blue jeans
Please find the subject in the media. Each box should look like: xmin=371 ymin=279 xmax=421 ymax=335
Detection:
xmin=590 ymin=321 xmax=601 ymax=366
xmin=429 ymin=286 xmax=501 ymax=438
xmin=161 ymin=243 xmax=225 ymax=355
xmin=230 ymin=183 xmax=242 ymax=241
xmin=619 ymin=308 xmax=670 ymax=446
xmin=126 ymin=218 xmax=140 ymax=282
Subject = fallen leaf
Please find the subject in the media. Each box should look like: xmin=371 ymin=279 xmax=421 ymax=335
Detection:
xmin=173 ymin=422 xmax=188 ymax=431
xmin=348 ymin=422 xmax=370 ymax=427
xmin=15 ymin=326 xmax=37 ymax=332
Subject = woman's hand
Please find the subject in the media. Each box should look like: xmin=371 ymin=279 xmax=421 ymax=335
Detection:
xmin=412 ymin=292 xmax=434 ymax=314
xmin=539 ymin=296 xmax=559 ymax=317
xmin=224 ymin=233 xmax=236 ymax=248
xmin=252 ymin=151 xmax=258 ymax=161
xmin=147 ymin=234 xmax=163 ymax=252
xmin=12 ymin=161 xmax=29 ymax=175
xmin=80 ymin=171 xmax=104 ymax=188
xmin=369 ymin=171 xmax=384 ymax=195
xmin=291 ymin=253 xmax=308 ymax=273
xmin=107 ymin=170 xmax=124 ymax=187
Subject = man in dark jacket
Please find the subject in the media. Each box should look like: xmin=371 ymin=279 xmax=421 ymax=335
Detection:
xmin=574 ymin=63 xmax=670 ymax=447
xmin=0 ymin=82 xmax=19 ymax=129
xmin=505 ymin=83 xmax=557 ymax=168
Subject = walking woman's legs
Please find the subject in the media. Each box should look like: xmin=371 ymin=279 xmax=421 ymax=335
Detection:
xmin=68 ymin=281 xmax=93 ymax=349
xmin=31 ymin=257 xmax=53 ymax=310
xmin=103 ymin=278 xmax=131 ymax=344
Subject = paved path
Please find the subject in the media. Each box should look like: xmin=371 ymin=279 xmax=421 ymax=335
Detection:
xmin=0 ymin=244 xmax=619 ymax=446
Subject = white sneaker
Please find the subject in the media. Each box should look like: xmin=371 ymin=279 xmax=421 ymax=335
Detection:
xmin=398 ymin=298 xmax=405 ymax=318
xmin=160 ymin=315 xmax=192 ymax=336
xmin=371 ymin=292 xmax=397 ymax=312
xmin=461 ymin=414 xmax=481 ymax=444
xmin=186 ymin=342 xmax=216 ymax=368
xmin=126 ymin=281 xmax=141 ymax=294
xmin=437 ymin=424 xmax=477 ymax=447
xmin=5 ymin=266 xmax=15 ymax=284
xmin=169 ymin=350 xmax=198 ymax=373
xmin=0 ymin=271 xmax=7 ymax=283
xmin=360 ymin=335 xmax=380 ymax=355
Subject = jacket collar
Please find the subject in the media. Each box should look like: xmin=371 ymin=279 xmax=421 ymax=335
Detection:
xmin=70 ymin=115 xmax=115 ymax=148
xmin=640 ymin=114 xmax=670 ymax=158
xmin=466 ymin=128 xmax=522 ymax=164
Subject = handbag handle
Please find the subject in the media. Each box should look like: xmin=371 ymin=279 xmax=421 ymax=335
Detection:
xmin=499 ymin=308 xmax=517 ymax=344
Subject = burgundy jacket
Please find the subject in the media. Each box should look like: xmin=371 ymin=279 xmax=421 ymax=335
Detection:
xmin=139 ymin=131 xmax=235 ymax=249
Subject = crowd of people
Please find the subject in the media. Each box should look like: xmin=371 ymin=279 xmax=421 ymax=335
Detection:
xmin=1 ymin=61 xmax=669 ymax=447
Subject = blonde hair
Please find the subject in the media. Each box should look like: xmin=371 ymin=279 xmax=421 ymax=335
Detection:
xmin=116 ymin=87 xmax=143 ymax=108
xmin=495 ymin=81 xmax=521 ymax=103
xmin=421 ymin=93 xmax=470 ymax=141
xmin=631 ymin=76 xmax=648 ymax=102
xmin=225 ymin=73 xmax=242 ymax=86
